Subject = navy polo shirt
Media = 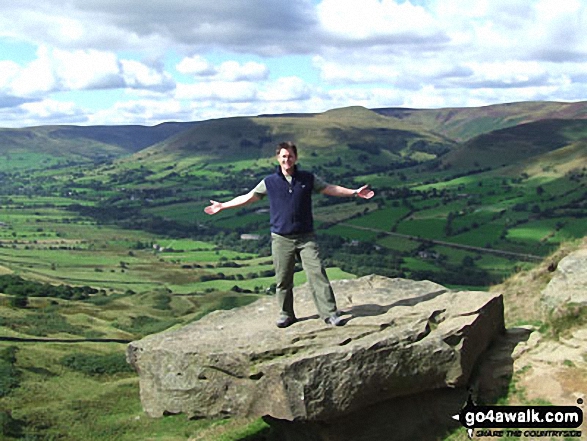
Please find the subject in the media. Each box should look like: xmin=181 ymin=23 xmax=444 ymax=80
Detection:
xmin=253 ymin=166 xmax=327 ymax=235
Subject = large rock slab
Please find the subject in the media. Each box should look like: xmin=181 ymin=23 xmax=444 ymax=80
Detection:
xmin=541 ymin=247 xmax=587 ymax=311
xmin=127 ymin=275 xmax=504 ymax=424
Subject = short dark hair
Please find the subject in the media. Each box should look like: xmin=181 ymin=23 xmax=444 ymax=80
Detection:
xmin=276 ymin=141 xmax=297 ymax=157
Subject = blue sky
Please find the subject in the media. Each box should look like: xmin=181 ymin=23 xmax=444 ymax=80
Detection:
xmin=1 ymin=0 xmax=587 ymax=127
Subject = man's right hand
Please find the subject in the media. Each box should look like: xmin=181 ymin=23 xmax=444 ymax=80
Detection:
xmin=204 ymin=200 xmax=223 ymax=215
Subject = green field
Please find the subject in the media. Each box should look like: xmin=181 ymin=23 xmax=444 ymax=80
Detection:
xmin=0 ymin=340 xmax=272 ymax=441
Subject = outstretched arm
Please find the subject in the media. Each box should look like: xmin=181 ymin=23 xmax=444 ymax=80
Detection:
xmin=204 ymin=190 xmax=261 ymax=215
xmin=321 ymin=184 xmax=375 ymax=199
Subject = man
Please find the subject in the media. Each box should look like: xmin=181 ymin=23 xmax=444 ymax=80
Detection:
xmin=205 ymin=141 xmax=375 ymax=328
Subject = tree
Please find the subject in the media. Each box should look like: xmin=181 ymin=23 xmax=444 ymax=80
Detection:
xmin=462 ymin=256 xmax=476 ymax=268
xmin=9 ymin=294 xmax=28 ymax=309
xmin=0 ymin=411 xmax=23 ymax=438
xmin=536 ymin=185 xmax=545 ymax=197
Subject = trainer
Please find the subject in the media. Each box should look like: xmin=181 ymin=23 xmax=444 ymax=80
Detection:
xmin=205 ymin=141 xmax=374 ymax=328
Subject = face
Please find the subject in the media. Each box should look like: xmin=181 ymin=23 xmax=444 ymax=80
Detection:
xmin=277 ymin=148 xmax=297 ymax=174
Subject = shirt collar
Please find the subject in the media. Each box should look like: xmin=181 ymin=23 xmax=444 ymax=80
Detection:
xmin=276 ymin=164 xmax=298 ymax=179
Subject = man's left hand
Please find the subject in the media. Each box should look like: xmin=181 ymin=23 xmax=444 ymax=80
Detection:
xmin=356 ymin=185 xmax=375 ymax=199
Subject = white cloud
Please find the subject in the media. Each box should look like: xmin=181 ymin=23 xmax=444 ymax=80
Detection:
xmin=17 ymin=98 xmax=88 ymax=125
xmin=88 ymin=98 xmax=185 ymax=125
xmin=175 ymin=75 xmax=313 ymax=105
xmin=313 ymin=56 xmax=402 ymax=84
xmin=216 ymin=61 xmax=269 ymax=82
xmin=175 ymin=81 xmax=258 ymax=103
xmin=460 ymin=61 xmax=549 ymax=88
xmin=258 ymin=77 xmax=312 ymax=101
xmin=317 ymin=0 xmax=441 ymax=42
xmin=0 ymin=60 xmax=21 ymax=88
xmin=3 ymin=46 xmax=175 ymax=98
xmin=10 ymin=47 xmax=57 ymax=96
xmin=432 ymin=0 xmax=587 ymax=63
xmin=403 ymin=85 xmax=452 ymax=109
xmin=120 ymin=59 xmax=175 ymax=92
xmin=176 ymin=55 xmax=216 ymax=76
xmin=527 ymin=0 xmax=587 ymax=61
xmin=53 ymin=48 xmax=122 ymax=90
xmin=0 ymin=0 xmax=319 ymax=56
xmin=310 ymin=0 xmax=587 ymax=99
xmin=176 ymin=56 xmax=269 ymax=82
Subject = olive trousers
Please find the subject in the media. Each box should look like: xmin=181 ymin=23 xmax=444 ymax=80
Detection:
xmin=271 ymin=232 xmax=337 ymax=320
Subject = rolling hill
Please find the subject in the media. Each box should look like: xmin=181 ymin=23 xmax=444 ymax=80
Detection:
xmin=0 ymin=122 xmax=199 ymax=171
xmin=132 ymin=105 xmax=451 ymax=164
xmin=441 ymin=118 xmax=587 ymax=170
xmin=374 ymin=100 xmax=587 ymax=142
xmin=3 ymin=100 xmax=587 ymax=173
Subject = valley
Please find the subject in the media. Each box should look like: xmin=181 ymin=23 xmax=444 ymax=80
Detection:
xmin=1 ymin=101 xmax=587 ymax=440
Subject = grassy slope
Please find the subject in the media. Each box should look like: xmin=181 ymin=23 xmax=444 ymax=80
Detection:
xmin=444 ymin=243 xmax=587 ymax=441
xmin=374 ymin=100 xmax=587 ymax=142
xmin=134 ymin=106 xmax=450 ymax=163
xmin=442 ymin=119 xmax=587 ymax=169
xmin=0 ymin=123 xmax=198 ymax=171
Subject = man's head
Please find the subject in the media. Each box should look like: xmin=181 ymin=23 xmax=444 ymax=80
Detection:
xmin=276 ymin=141 xmax=298 ymax=175
xmin=275 ymin=141 xmax=297 ymax=158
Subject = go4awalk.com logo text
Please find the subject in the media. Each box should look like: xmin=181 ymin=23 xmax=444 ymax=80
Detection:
xmin=453 ymin=397 xmax=584 ymax=439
